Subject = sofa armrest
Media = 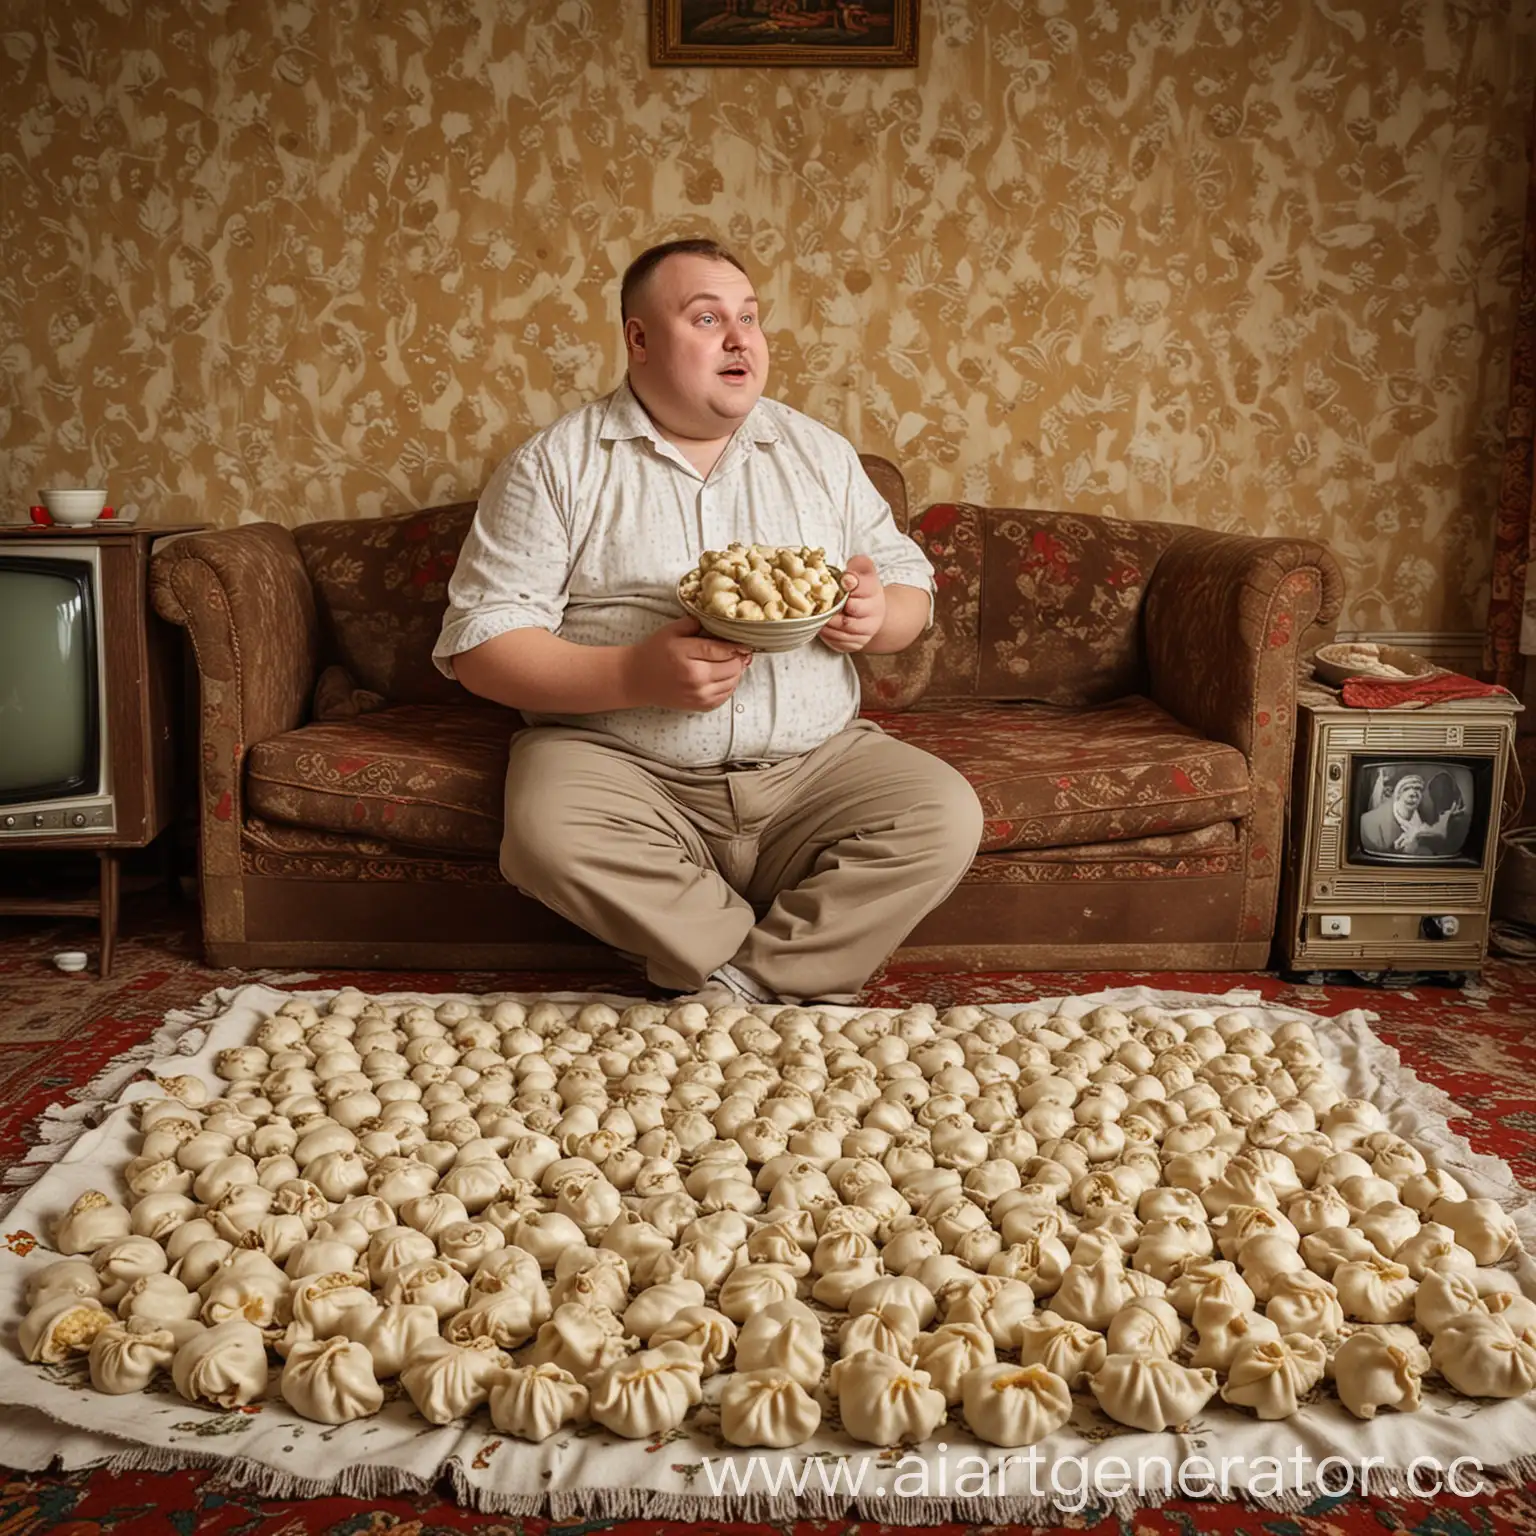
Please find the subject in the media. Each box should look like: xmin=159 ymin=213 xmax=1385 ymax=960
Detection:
xmin=1144 ymin=530 xmax=1343 ymax=758
xmin=150 ymin=526 xmax=319 ymax=911
xmin=1145 ymin=529 xmax=1343 ymax=951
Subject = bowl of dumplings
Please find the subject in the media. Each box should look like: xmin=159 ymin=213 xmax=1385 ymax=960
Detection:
xmin=677 ymin=542 xmax=848 ymax=652
xmin=12 ymin=988 xmax=1536 ymax=1459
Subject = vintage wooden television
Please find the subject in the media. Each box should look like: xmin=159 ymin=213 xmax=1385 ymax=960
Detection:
xmin=1278 ymin=694 xmax=1522 ymax=976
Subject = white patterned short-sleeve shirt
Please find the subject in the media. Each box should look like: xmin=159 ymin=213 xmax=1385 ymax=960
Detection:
xmin=432 ymin=379 xmax=935 ymax=768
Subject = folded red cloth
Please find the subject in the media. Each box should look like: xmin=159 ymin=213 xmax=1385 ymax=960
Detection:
xmin=1340 ymin=671 xmax=1513 ymax=709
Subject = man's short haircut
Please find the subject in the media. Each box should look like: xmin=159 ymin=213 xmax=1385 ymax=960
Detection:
xmin=620 ymin=238 xmax=750 ymax=322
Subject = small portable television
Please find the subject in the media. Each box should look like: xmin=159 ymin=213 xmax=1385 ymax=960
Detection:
xmin=0 ymin=528 xmax=184 ymax=847
xmin=1279 ymin=694 xmax=1522 ymax=977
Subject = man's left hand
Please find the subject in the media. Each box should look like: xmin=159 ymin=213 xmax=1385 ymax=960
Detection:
xmin=819 ymin=554 xmax=885 ymax=653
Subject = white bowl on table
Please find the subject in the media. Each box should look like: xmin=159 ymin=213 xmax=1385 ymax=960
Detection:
xmin=41 ymin=489 xmax=109 ymax=525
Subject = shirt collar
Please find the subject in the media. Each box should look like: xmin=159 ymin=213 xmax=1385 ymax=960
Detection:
xmin=599 ymin=376 xmax=782 ymax=450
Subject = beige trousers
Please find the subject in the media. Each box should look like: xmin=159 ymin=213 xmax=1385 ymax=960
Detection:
xmin=500 ymin=718 xmax=984 ymax=1003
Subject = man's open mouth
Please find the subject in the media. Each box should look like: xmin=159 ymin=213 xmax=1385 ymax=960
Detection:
xmin=719 ymin=362 xmax=750 ymax=378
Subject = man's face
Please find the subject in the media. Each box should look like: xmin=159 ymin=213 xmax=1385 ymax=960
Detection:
xmin=624 ymin=254 xmax=770 ymax=441
xmin=1396 ymin=782 xmax=1423 ymax=811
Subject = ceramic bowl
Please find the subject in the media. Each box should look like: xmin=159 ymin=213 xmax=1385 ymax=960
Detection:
xmin=676 ymin=568 xmax=849 ymax=653
xmin=41 ymin=489 xmax=109 ymax=525
xmin=1312 ymin=642 xmax=1444 ymax=687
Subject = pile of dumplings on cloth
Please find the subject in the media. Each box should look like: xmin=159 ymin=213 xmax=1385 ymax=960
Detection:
xmin=18 ymin=993 xmax=1536 ymax=1450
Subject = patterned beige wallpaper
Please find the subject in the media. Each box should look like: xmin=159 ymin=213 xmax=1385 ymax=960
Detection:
xmin=2 ymin=0 xmax=1534 ymax=636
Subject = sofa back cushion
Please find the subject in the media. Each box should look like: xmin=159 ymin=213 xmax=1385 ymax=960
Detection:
xmin=295 ymin=503 xmax=478 ymax=705
xmin=912 ymin=504 xmax=1186 ymax=706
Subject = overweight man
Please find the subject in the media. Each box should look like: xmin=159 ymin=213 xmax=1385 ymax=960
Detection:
xmin=433 ymin=237 xmax=982 ymax=1005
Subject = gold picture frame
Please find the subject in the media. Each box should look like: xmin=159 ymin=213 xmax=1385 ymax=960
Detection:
xmin=650 ymin=0 xmax=919 ymax=68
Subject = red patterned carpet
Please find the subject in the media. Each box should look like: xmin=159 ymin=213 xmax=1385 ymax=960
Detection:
xmin=3 ymin=891 xmax=1536 ymax=1533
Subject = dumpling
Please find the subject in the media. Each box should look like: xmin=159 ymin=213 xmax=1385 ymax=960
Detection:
xmin=88 ymin=1318 xmax=191 ymax=1393
xmin=1014 ymin=1314 xmax=1106 ymax=1388
xmin=716 ymin=1265 xmax=799 ymax=1324
xmin=838 ymin=1304 xmax=919 ymax=1362
xmin=1429 ymin=1197 xmax=1521 ymax=1265
xmin=1133 ymin=1217 xmax=1213 ymax=1283
xmin=846 ymin=1274 xmax=938 ymax=1329
xmin=381 ymin=1258 xmax=469 ymax=1319
xmin=960 ymin=1362 xmax=1073 ymax=1447
xmin=1355 ymin=1201 xmax=1422 ymax=1258
xmin=1299 ymin=1225 xmax=1380 ymax=1279
xmin=1189 ymin=1311 xmax=1281 ymax=1372
xmin=910 ymin=1322 xmax=995 ymax=1404
xmin=443 ymin=1286 xmax=548 ymax=1350
xmin=1088 ymin=1353 xmax=1218 ymax=1431
xmin=942 ymin=1276 xmax=1035 ymax=1346
xmin=436 ymin=1220 xmax=507 ymax=1276
xmin=549 ymin=1254 xmax=630 ymax=1313
xmin=366 ymin=1226 xmax=438 ymax=1286
xmin=400 ymin=1336 xmax=512 ymax=1423
xmin=734 ymin=1301 xmax=826 ymax=1391
xmin=1331 ymin=1329 xmax=1423 ymax=1418
xmin=1219 ymin=1334 xmax=1326 ymax=1418
xmin=171 ymin=1319 xmax=271 ymax=1408
xmin=622 ymin=1280 xmax=707 ymax=1342
xmin=280 ymin=1336 xmax=384 ymax=1423
xmin=720 ymin=1368 xmax=823 ymax=1448
xmin=53 ymin=1190 xmax=132 ymax=1256
xmin=588 ymin=1342 xmax=704 ymax=1438
xmin=199 ymin=1250 xmax=288 ymax=1331
xmin=25 ymin=1258 xmax=102 ymax=1307
xmin=117 ymin=1272 xmax=201 ymax=1324
xmin=1333 ymin=1258 xmax=1417 ymax=1323
xmin=91 ymin=1236 xmax=169 ymax=1306
xmin=987 ymin=1235 xmax=1072 ymax=1296
xmin=1264 ymin=1271 xmax=1345 ymax=1337
xmin=1166 ymin=1261 xmax=1256 ymax=1327
xmin=1105 ymin=1297 xmax=1183 ymax=1356
xmin=648 ymin=1306 xmax=738 ymax=1376
xmin=528 ymin=1302 xmax=635 ymax=1377
xmin=1429 ymin=1312 xmax=1536 ymax=1398
xmin=20 ymin=1293 xmax=115 ymax=1362
xmin=489 ymin=1363 xmax=590 ymax=1441
xmin=828 ymin=1350 xmax=947 ymax=1446
xmin=287 ymin=1270 xmax=379 ymax=1337
xmin=1393 ymin=1223 xmax=1476 ymax=1280
xmin=1414 ymin=1266 xmax=1484 ymax=1333
xmin=335 ymin=1302 xmax=440 ymax=1378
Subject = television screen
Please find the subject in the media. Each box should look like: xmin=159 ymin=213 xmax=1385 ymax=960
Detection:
xmin=0 ymin=558 xmax=99 ymax=803
xmin=1347 ymin=756 xmax=1491 ymax=867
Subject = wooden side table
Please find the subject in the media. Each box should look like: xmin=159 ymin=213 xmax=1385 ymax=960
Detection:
xmin=0 ymin=522 xmax=206 ymax=975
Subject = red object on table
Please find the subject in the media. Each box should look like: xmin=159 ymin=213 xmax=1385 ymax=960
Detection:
xmin=1341 ymin=671 xmax=1514 ymax=708
xmin=28 ymin=504 xmax=50 ymax=525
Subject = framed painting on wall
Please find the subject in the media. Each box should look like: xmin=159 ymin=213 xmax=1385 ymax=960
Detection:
xmin=650 ymin=0 xmax=919 ymax=68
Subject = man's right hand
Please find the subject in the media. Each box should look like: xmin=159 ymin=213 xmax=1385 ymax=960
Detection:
xmin=626 ymin=617 xmax=752 ymax=712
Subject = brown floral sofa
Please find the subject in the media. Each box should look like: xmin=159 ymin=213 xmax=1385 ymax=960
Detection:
xmin=150 ymin=458 xmax=1342 ymax=975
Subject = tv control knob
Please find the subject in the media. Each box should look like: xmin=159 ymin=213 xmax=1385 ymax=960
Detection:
xmin=1 ymin=815 xmax=12 ymax=829
xmin=1421 ymin=915 xmax=1461 ymax=940
xmin=32 ymin=814 xmax=44 ymax=827
xmin=71 ymin=812 xmax=87 ymax=827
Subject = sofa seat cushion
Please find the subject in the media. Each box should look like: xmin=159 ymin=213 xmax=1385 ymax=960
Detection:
xmin=245 ymin=704 xmax=515 ymax=856
xmin=866 ymin=697 xmax=1252 ymax=853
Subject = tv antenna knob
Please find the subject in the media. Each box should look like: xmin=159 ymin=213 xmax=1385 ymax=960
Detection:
xmin=71 ymin=813 xmax=87 ymax=827
xmin=1421 ymin=915 xmax=1460 ymax=940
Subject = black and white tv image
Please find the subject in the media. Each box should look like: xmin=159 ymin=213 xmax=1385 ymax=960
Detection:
xmin=0 ymin=556 xmax=101 ymax=803
xmin=1347 ymin=756 xmax=1492 ymax=868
